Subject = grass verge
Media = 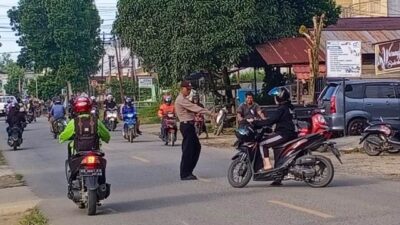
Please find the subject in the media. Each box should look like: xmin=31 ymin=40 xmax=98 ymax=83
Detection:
xmin=0 ymin=151 xmax=6 ymax=166
xmin=137 ymin=105 xmax=161 ymax=124
xmin=19 ymin=208 xmax=48 ymax=225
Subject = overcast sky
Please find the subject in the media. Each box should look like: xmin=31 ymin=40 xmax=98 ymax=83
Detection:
xmin=0 ymin=0 xmax=117 ymax=59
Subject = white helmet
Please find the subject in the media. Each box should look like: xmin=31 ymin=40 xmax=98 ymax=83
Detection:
xmin=106 ymin=95 xmax=113 ymax=101
xmin=19 ymin=107 xmax=25 ymax=113
xmin=90 ymin=96 xmax=96 ymax=101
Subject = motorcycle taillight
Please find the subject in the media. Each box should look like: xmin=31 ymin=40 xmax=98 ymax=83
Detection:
xmin=81 ymin=156 xmax=100 ymax=165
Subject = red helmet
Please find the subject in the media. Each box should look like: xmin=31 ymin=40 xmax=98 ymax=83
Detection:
xmin=74 ymin=97 xmax=92 ymax=113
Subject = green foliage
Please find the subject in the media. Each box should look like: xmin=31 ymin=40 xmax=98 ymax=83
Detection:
xmin=27 ymin=74 xmax=65 ymax=100
xmin=8 ymin=0 xmax=103 ymax=90
xmin=4 ymin=63 xmax=25 ymax=97
xmin=137 ymin=104 xmax=160 ymax=124
xmin=114 ymin=0 xmax=340 ymax=88
xmin=105 ymin=78 xmax=137 ymax=103
xmin=231 ymin=70 xmax=264 ymax=83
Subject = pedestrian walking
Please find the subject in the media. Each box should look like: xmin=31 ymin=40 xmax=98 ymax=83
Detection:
xmin=175 ymin=81 xmax=213 ymax=180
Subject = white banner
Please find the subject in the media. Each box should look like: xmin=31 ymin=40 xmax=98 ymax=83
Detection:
xmin=138 ymin=78 xmax=153 ymax=88
xmin=326 ymin=40 xmax=362 ymax=78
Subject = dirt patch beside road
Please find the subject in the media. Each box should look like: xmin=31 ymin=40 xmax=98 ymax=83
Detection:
xmin=331 ymin=151 xmax=400 ymax=181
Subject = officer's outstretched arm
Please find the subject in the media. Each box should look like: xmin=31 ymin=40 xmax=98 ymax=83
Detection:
xmin=59 ymin=120 xmax=75 ymax=143
xmin=97 ymin=120 xmax=111 ymax=143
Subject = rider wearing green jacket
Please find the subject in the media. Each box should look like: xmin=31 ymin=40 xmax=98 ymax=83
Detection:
xmin=59 ymin=97 xmax=110 ymax=156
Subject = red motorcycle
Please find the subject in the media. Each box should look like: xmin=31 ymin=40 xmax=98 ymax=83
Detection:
xmin=194 ymin=114 xmax=208 ymax=138
xmin=163 ymin=112 xmax=177 ymax=146
xmin=298 ymin=109 xmax=332 ymax=151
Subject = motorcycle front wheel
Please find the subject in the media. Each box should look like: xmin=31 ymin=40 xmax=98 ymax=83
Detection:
xmin=304 ymin=155 xmax=334 ymax=188
xmin=227 ymin=158 xmax=252 ymax=188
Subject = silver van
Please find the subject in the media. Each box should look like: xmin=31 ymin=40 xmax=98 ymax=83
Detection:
xmin=318 ymin=79 xmax=400 ymax=135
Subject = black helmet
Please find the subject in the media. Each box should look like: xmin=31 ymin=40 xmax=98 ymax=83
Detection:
xmin=235 ymin=125 xmax=255 ymax=142
xmin=268 ymin=87 xmax=290 ymax=104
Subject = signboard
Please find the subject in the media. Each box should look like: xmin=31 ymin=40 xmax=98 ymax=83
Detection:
xmin=138 ymin=78 xmax=153 ymax=88
xmin=326 ymin=41 xmax=362 ymax=78
xmin=375 ymin=39 xmax=400 ymax=75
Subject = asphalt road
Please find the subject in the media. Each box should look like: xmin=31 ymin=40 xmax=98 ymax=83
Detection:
xmin=1 ymin=118 xmax=400 ymax=225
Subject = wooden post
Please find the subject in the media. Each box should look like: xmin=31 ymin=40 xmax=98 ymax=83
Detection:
xmin=114 ymin=37 xmax=125 ymax=103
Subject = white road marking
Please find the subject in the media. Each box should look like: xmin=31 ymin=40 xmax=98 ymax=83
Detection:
xmin=268 ymin=200 xmax=334 ymax=219
xmin=131 ymin=155 xmax=150 ymax=163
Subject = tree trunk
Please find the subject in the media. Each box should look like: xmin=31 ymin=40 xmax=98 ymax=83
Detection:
xmin=222 ymin=67 xmax=233 ymax=105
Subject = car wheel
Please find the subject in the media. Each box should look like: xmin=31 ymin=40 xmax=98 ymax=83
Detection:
xmin=347 ymin=118 xmax=366 ymax=136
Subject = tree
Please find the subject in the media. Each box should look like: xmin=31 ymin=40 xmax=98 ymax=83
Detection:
xmin=4 ymin=63 xmax=25 ymax=97
xmin=105 ymin=78 xmax=137 ymax=104
xmin=300 ymin=14 xmax=325 ymax=104
xmin=114 ymin=0 xmax=340 ymax=104
xmin=8 ymin=0 xmax=103 ymax=93
xmin=27 ymin=74 xmax=65 ymax=100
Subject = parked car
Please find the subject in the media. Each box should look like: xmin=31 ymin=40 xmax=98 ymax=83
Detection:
xmin=318 ymin=79 xmax=400 ymax=135
xmin=0 ymin=96 xmax=17 ymax=117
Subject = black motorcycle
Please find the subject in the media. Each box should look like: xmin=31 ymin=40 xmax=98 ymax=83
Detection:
xmin=26 ymin=111 xmax=34 ymax=123
xmin=227 ymin=126 xmax=342 ymax=188
xmin=360 ymin=119 xmax=400 ymax=156
xmin=65 ymin=150 xmax=110 ymax=215
xmin=52 ymin=118 xmax=67 ymax=139
xmin=7 ymin=126 xmax=23 ymax=150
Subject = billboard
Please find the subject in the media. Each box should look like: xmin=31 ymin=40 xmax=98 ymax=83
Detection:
xmin=326 ymin=40 xmax=362 ymax=78
xmin=375 ymin=39 xmax=400 ymax=75
xmin=138 ymin=78 xmax=153 ymax=88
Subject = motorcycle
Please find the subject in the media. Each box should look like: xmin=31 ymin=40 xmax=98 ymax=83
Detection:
xmin=65 ymin=150 xmax=110 ymax=216
xmin=298 ymin=109 xmax=332 ymax=152
xmin=194 ymin=114 xmax=208 ymax=138
xmin=214 ymin=106 xmax=228 ymax=136
xmin=7 ymin=126 xmax=23 ymax=150
xmin=227 ymin=125 xmax=342 ymax=188
xmin=52 ymin=118 xmax=67 ymax=139
xmin=91 ymin=107 xmax=99 ymax=118
xmin=26 ymin=111 xmax=34 ymax=124
xmin=105 ymin=108 xmax=118 ymax=131
xmin=123 ymin=112 xmax=137 ymax=143
xmin=359 ymin=119 xmax=400 ymax=156
xmin=163 ymin=112 xmax=177 ymax=146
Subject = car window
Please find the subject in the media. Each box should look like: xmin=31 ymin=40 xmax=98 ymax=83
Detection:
xmin=319 ymin=84 xmax=338 ymax=101
xmin=365 ymin=85 xmax=396 ymax=98
xmin=345 ymin=84 xmax=363 ymax=99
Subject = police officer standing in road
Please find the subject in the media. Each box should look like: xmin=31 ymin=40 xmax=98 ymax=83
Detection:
xmin=175 ymin=81 xmax=213 ymax=180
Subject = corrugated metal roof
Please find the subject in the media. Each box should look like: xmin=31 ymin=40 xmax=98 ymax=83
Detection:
xmin=325 ymin=17 xmax=400 ymax=31
xmin=255 ymin=38 xmax=326 ymax=66
xmin=320 ymin=30 xmax=400 ymax=54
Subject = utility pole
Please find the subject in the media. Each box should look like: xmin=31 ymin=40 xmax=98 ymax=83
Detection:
xmin=101 ymin=32 xmax=105 ymax=79
xmin=114 ymin=36 xmax=125 ymax=103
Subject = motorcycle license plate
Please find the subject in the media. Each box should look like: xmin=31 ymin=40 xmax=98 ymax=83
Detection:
xmin=79 ymin=169 xmax=102 ymax=176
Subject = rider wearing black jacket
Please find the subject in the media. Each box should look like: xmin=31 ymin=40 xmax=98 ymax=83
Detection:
xmin=6 ymin=104 xmax=26 ymax=138
xmin=251 ymin=87 xmax=297 ymax=180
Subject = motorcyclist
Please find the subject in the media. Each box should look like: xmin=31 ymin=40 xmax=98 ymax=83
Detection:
xmin=48 ymin=97 xmax=66 ymax=133
xmin=59 ymin=96 xmax=110 ymax=185
xmin=120 ymin=97 xmax=142 ymax=136
xmin=192 ymin=94 xmax=208 ymax=138
xmin=237 ymin=92 xmax=266 ymax=121
xmin=103 ymin=94 xmax=117 ymax=120
xmin=6 ymin=103 xmax=26 ymax=138
xmin=158 ymin=95 xmax=175 ymax=140
xmin=249 ymin=87 xmax=297 ymax=184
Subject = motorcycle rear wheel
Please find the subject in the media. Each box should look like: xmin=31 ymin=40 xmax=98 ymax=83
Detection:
xmin=304 ymin=155 xmax=334 ymax=188
xmin=227 ymin=158 xmax=252 ymax=188
xmin=87 ymin=190 xmax=97 ymax=216
xmin=363 ymin=135 xmax=382 ymax=156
